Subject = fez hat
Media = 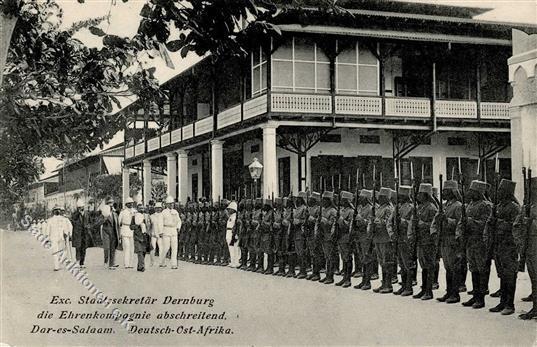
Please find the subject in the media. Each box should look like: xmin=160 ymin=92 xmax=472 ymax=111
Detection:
xmin=255 ymin=198 xmax=262 ymax=205
xmin=310 ymin=192 xmax=321 ymax=202
xmin=444 ymin=180 xmax=458 ymax=190
xmin=378 ymin=187 xmax=391 ymax=198
xmin=322 ymin=191 xmax=334 ymax=200
xmin=390 ymin=189 xmax=397 ymax=198
xmin=419 ymin=183 xmax=433 ymax=195
xmin=274 ymin=197 xmax=283 ymax=206
xmin=359 ymin=189 xmax=372 ymax=199
xmin=398 ymin=185 xmax=412 ymax=197
xmin=298 ymin=191 xmax=308 ymax=200
xmin=263 ymin=199 xmax=272 ymax=207
xmin=340 ymin=190 xmax=354 ymax=202
xmin=498 ymin=179 xmax=516 ymax=196
xmin=469 ymin=180 xmax=489 ymax=194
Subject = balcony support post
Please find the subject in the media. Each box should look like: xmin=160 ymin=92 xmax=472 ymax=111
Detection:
xmin=431 ymin=61 xmax=437 ymax=131
xmin=177 ymin=150 xmax=189 ymax=204
xmin=262 ymin=122 xmax=278 ymax=198
xmin=476 ymin=62 xmax=482 ymax=122
xmin=166 ymin=153 xmax=177 ymax=200
xmin=266 ymin=40 xmax=273 ymax=118
xmin=122 ymin=166 xmax=130 ymax=203
xmin=210 ymin=140 xmax=224 ymax=201
xmin=142 ymin=159 xmax=152 ymax=205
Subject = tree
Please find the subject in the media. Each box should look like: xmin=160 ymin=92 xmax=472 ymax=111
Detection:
xmin=88 ymin=172 xmax=141 ymax=204
xmin=0 ymin=0 xmax=163 ymax=208
xmin=151 ymin=180 xmax=167 ymax=203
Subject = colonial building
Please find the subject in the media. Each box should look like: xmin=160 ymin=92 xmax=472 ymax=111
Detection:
xmin=121 ymin=1 xmax=537 ymax=203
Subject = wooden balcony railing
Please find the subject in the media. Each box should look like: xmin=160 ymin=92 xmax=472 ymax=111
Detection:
xmin=125 ymin=93 xmax=509 ymax=159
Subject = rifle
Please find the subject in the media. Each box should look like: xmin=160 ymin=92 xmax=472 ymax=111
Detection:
xmin=393 ymin=166 xmax=400 ymax=262
xmin=458 ymin=158 xmax=468 ymax=250
xmin=519 ymin=167 xmax=532 ymax=272
xmin=350 ymin=170 xmax=360 ymax=235
xmin=314 ymin=177 xmax=324 ymax=239
xmin=411 ymin=162 xmax=421 ymax=265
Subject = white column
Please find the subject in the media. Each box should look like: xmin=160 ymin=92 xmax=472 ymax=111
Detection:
xmin=262 ymin=122 xmax=278 ymax=198
xmin=177 ymin=150 xmax=189 ymax=204
xmin=122 ymin=166 xmax=130 ymax=203
xmin=166 ymin=153 xmax=177 ymax=200
xmin=211 ymin=140 xmax=224 ymax=201
xmin=143 ymin=159 xmax=152 ymax=205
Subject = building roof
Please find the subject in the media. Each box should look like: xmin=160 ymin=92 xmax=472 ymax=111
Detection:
xmin=271 ymin=0 xmax=492 ymax=19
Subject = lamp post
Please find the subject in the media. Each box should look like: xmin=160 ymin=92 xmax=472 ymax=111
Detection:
xmin=248 ymin=157 xmax=263 ymax=198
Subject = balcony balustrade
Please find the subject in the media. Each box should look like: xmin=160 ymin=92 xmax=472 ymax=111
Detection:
xmin=125 ymin=93 xmax=509 ymax=159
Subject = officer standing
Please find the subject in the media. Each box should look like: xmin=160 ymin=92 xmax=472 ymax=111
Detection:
xmin=226 ymin=201 xmax=240 ymax=268
xmin=486 ymin=179 xmax=520 ymax=315
xmin=44 ymin=205 xmax=72 ymax=271
xmin=432 ymin=181 xmax=463 ymax=303
xmin=390 ymin=186 xmax=414 ymax=296
xmin=161 ymin=196 xmax=181 ymax=269
xmin=457 ymin=180 xmax=492 ymax=309
xmin=149 ymin=202 xmax=164 ymax=266
xmin=354 ymin=190 xmax=374 ymax=290
xmin=118 ymin=197 xmax=135 ymax=268
xmin=320 ymin=191 xmax=337 ymax=284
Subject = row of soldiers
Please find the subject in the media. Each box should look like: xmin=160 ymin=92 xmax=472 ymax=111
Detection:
xmin=176 ymin=176 xmax=537 ymax=321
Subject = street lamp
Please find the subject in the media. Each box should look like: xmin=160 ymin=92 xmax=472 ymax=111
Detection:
xmin=248 ymin=157 xmax=263 ymax=198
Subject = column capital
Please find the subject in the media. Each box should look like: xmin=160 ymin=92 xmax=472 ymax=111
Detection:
xmin=260 ymin=121 xmax=279 ymax=131
xmin=176 ymin=149 xmax=188 ymax=158
xmin=211 ymin=139 xmax=224 ymax=148
xmin=165 ymin=152 xmax=177 ymax=160
xmin=143 ymin=158 xmax=151 ymax=166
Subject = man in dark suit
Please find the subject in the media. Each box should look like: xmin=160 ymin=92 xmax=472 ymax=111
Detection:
xmin=71 ymin=199 xmax=90 ymax=268
xmin=99 ymin=197 xmax=121 ymax=269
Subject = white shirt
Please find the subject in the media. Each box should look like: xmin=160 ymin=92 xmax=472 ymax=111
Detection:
xmin=118 ymin=208 xmax=133 ymax=237
xmin=162 ymin=208 xmax=181 ymax=236
xmin=45 ymin=215 xmax=70 ymax=241
xmin=150 ymin=212 xmax=164 ymax=237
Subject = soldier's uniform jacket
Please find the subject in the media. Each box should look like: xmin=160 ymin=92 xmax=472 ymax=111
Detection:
xmin=513 ymin=204 xmax=537 ymax=255
xmin=337 ymin=206 xmax=354 ymax=243
xmin=408 ymin=201 xmax=437 ymax=245
xmin=387 ymin=202 xmax=413 ymax=243
xmin=355 ymin=204 xmax=373 ymax=241
xmin=485 ymin=200 xmax=520 ymax=251
xmin=251 ymin=208 xmax=262 ymax=249
xmin=218 ymin=209 xmax=229 ymax=241
xmin=320 ymin=206 xmax=337 ymax=242
xmin=282 ymin=207 xmax=293 ymax=251
xmin=293 ymin=204 xmax=308 ymax=239
xmin=371 ymin=203 xmax=394 ymax=244
xmin=456 ymin=200 xmax=492 ymax=241
xmin=432 ymin=199 xmax=462 ymax=247
xmin=272 ymin=209 xmax=284 ymax=253
xmin=305 ymin=205 xmax=320 ymax=238
xmin=162 ymin=208 xmax=181 ymax=236
xmin=239 ymin=210 xmax=250 ymax=246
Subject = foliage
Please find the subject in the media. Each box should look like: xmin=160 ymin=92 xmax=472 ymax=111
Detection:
xmin=88 ymin=172 xmax=141 ymax=204
xmin=0 ymin=0 xmax=163 ymax=206
xmin=151 ymin=180 xmax=167 ymax=202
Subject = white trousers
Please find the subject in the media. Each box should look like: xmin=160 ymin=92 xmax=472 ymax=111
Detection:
xmin=51 ymin=239 xmax=65 ymax=270
xmin=161 ymin=235 xmax=178 ymax=267
xmin=150 ymin=236 xmax=162 ymax=262
xmin=226 ymin=230 xmax=240 ymax=267
xmin=122 ymin=236 xmax=134 ymax=268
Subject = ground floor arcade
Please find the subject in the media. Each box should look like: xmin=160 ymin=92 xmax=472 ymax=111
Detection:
xmin=122 ymin=120 xmax=512 ymax=204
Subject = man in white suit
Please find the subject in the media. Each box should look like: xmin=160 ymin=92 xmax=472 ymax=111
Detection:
xmin=44 ymin=205 xmax=72 ymax=271
xmin=118 ymin=197 xmax=135 ymax=269
xmin=161 ymin=196 xmax=181 ymax=269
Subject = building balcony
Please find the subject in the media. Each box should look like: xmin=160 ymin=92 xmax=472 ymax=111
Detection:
xmin=125 ymin=92 xmax=509 ymax=160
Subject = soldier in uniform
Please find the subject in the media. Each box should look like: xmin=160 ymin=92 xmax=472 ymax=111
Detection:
xmin=283 ymin=197 xmax=296 ymax=277
xmin=238 ymin=199 xmax=251 ymax=269
xmin=149 ymin=202 xmax=163 ymax=266
xmin=248 ymin=198 xmax=262 ymax=272
xmin=132 ymin=204 xmax=148 ymax=272
xmin=183 ymin=203 xmax=193 ymax=262
xmin=408 ymin=183 xmax=438 ymax=300
xmin=514 ymin=176 xmax=537 ymax=320
xmin=390 ymin=186 xmax=414 ymax=296
xmin=457 ymin=180 xmax=492 ymax=309
xmin=370 ymin=188 xmax=395 ymax=294
xmin=200 ymin=201 xmax=210 ymax=265
xmin=306 ymin=192 xmax=322 ymax=281
xmin=178 ymin=203 xmax=187 ymax=261
xmin=218 ymin=200 xmax=230 ymax=266
xmin=161 ymin=196 xmax=181 ymax=269
xmin=260 ymin=199 xmax=275 ymax=274
xmin=272 ymin=197 xmax=285 ymax=275
xmin=336 ymin=191 xmax=355 ymax=288
xmin=354 ymin=189 xmax=374 ymax=290
xmin=293 ymin=192 xmax=309 ymax=279
xmin=431 ymin=180 xmax=463 ymax=303
xmin=320 ymin=191 xmax=338 ymax=284
xmin=486 ymin=179 xmax=520 ymax=315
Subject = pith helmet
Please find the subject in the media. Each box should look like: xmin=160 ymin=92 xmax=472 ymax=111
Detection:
xmin=419 ymin=183 xmax=433 ymax=196
xmin=398 ymin=185 xmax=412 ymax=197
xmin=52 ymin=204 xmax=61 ymax=211
xmin=165 ymin=196 xmax=174 ymax=204
xmin=125 ymin=197 xmax=135 ymax=204
xmin=498 ymin=179 xmax=516 ymax=196
xmin=469 ymin=180 xmax=489 ymax=194
xmin=227 ymin=201 xmax=238 ymax=211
